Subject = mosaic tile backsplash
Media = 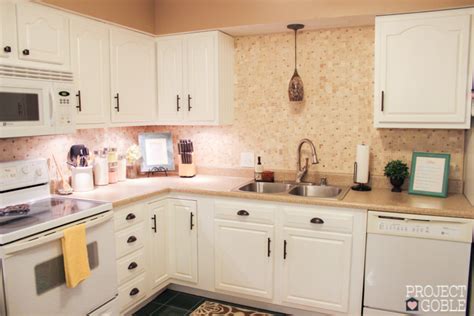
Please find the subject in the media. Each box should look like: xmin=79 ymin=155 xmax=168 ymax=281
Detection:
xmin=0 ymin=26 xmax=465 ymax=181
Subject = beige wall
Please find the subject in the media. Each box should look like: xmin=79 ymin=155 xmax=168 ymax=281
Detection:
xmin=154 ymin=0 xmax=474 ymax=34
xmin=0 ymin=27 xmax=465 ymax=185
xmin=41 ymin=0 xmax=155 ymax=33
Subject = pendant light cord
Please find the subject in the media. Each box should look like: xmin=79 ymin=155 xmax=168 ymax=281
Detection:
xmin=294 ymin=29 xmax=297 ymax=70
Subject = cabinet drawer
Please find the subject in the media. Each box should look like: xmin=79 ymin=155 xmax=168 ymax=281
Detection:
xmin=118 ymin=274 xmax=146 ymax=311
xmin=282 ymin=207 xmax=354 ymax=234
xmin=117 ymin=249 xmax=146 ymax=285
xmin=215 ymin=201 xmax=275 ymax=224
xmin=115 ymin=223 xmax=145 ymax=258
xmin=114 ymin=204 xmax=146 ymax=231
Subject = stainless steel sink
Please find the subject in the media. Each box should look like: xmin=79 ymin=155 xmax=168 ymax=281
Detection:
xmin=234 ymin=181 xmax=348 ymax=200
xmin=237 ymin=182 xmax=293 ymax=194
xmin=288 ymin=184 xmax=346 ymax=199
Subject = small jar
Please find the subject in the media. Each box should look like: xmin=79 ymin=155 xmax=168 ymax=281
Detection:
xmin=108 ymin=147 xmax=118 ymax=163
xmin=108 ymin=161 xmax=118 ymax=184
xmin=93 ymin=149 xmax=109 ymax=186
xmin=117 ymin=154 xmax=127 ymax=182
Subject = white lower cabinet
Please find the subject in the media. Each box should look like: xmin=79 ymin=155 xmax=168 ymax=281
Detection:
xmin=280 ymin=228 xmax=352 ymax=312
xmin=167 ymin=199 xmax=198 ymax=283
xmin=214 ymin=219 xmax=274 ymax=299
xmin=114 ymin=197 xmax=365 ymax=315
xmin=148 ymin=200 xmax=169 ymax=289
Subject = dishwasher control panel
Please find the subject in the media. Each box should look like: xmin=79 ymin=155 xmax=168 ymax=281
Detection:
xmin=368 ymin=211 xmax=473 ymax=243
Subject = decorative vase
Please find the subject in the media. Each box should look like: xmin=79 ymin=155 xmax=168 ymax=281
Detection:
xmin=126 ymin=161 xmax=140 ymax=179
xmin=390 ymin=177 xmax=405 ymax=192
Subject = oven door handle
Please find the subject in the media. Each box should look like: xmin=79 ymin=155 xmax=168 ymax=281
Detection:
xmin=3 ymin=211 xmax=113 ymax=255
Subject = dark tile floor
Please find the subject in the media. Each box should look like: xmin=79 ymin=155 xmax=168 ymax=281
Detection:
xmin=133 ymin=289 xmax=286 ymax=316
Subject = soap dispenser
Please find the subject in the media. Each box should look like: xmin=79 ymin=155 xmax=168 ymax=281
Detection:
xmin=255 ymin=156 xmax=263 ymax=182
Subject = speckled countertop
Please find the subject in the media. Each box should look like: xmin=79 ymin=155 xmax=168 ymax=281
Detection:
xmin=71 ymin=175 xmax=474 ymax=219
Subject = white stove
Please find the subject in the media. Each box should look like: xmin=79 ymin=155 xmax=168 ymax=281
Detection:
xmin=0 ymin=159 xmax=117 ymax=315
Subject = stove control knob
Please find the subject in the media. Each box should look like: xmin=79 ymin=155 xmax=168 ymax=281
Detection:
xmin=21 ymin=166 xmax=29 ymax=175
xmin=35 ymin=168 xmax=43 ymax=177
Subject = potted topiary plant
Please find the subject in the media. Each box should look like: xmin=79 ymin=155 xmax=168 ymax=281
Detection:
xmin=384 ymin=160 xmax=409 ymax=192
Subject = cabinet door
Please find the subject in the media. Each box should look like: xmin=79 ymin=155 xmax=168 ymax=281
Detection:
xmin=70 ymin=19 xmax=110 ymax=126
xmin=185 ymin=33 xmax=216 ymax=122
xmin=149 ymin=200 xmax=169 ymax=289
xmin=16 ymin=2 xmax=69 ymax=65
xmin=156 ymin=37 xmax=184 ymax=123
xmin=375 ymin=12 xmax=471 ymax=128
xmin=0 ymin=1 xmax=16 ymax=60
xmin=214 ymin=219 xmax=274 ymax=299
xmin=110 ymin=29 xmax=156 ymax=124
xmin=280 ymin=228 xmax=352 ymax=312
xmin=167 ymin=199 xmax=197 ymax=283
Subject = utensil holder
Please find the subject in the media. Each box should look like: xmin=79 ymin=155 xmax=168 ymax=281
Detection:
xmin=71 ymin=166 xmax=94 ymax=192
xmin=179 ymin=154 xmax=196 ymax=178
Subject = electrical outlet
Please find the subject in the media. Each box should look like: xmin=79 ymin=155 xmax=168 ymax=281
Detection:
xmin=240 ymin=152 xmax=255 ymax=168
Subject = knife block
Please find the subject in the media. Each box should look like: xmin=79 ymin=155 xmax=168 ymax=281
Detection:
xmin=179 ymin=155 xmax=196 ymax=178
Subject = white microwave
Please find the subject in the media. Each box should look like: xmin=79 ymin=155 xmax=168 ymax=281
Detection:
xmin=0 ymin=66 xmax=76 ymax=138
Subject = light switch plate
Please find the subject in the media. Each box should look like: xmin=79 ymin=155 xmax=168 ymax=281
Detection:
xmin=240 ymin=152 xmax=255 ymax=168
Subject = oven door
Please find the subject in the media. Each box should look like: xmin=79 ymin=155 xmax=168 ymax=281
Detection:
xmin=0 ymin=77 xmax=53 ymax=138
xmin=1 ymin=211 xmax=117 ymax=316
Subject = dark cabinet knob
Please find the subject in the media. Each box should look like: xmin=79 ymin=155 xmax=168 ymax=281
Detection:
xmin=310 ymin=217 xmax=324 ymax=224
xmin=129 ymin=288 xmax=140 ymax=296
xmin=127 ymin=236 xmax=137 ymax=243
xmin=22 ymin=49 xmax=30 ymax=55
xmin=126 ymin=213 xmax=136 ymax=221
xmin=128 ymin=262 xmax=138 ymax=270
xmin=237 ymin=210 xmax=249 ymax=216
xmin=3 ymin=46 xmax=11 ymax=53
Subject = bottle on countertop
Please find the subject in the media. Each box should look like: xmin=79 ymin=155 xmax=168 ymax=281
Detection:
xmin=255 ymin=156 xmax=263 ymax=182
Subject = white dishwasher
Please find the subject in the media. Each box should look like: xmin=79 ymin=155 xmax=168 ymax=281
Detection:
xmin=364 ymin=211 xmax=473 ymax=315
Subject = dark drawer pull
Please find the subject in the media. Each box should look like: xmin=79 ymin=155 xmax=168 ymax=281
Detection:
xmin=128 ymin=262 xmax=138 ymax=270
xmin=310 ymin=217 xmax=324 ymax=224
xmin=190 ymin=212 xmax=195 ymax=230
xmin=381 ymin=90 xmax=384 ymax=112
xmin=127 ymin=236 xmax=137 ymax=243
xmin=129 ymin=288 xmax=140 ymax=296
xmin=22 ymin=49 xmax=30 ymax=55
xmin=267 ymin=237 xmax=271 ymax=257
xmin=176 ymin=94 xmax=181 ymax=111
xmin=283 ymin=240 xmax=287 ymax=260
xmin=76 ymin=90 xmax=82 ymax=111
xmin=3 ymin=46 xmax=11 ymax=53
xmin=126 ymin=213 xmax=136 ymax=221
xmin=237 ymin=210 xmax=249 ymax=216
xmin=114 ymin=93 xmax=120 ymax=112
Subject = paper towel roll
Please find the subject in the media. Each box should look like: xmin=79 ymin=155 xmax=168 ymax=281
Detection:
xmin=355 ymin=144 xmax=370 ymax=184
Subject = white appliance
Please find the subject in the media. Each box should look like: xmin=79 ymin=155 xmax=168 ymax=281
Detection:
xmin=0 ymin=159 xmax=117 ymax=315
xmin=464 ymin=123 xmax=474 ymax=205
xmin=364 ymin=211 xmax=473 ymax=315
xmin=0 ymin=65 xmax=76 ymax=138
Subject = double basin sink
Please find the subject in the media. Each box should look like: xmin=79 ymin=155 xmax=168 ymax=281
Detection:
xmin=234 ymin=181 xmax=349 ymax=200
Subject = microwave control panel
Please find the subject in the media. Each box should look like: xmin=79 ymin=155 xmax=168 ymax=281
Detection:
xmin=53 ymin=84 xmax=75 ymax=132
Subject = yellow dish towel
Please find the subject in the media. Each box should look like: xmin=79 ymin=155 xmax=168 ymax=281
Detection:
xmin=61 ymin=224 xmax=91 ymax=288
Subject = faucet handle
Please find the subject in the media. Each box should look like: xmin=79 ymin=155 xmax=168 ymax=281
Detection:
xmin=320 ymin=177 xmax=328 ymax=186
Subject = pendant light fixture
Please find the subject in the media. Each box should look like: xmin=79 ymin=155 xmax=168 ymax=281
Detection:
xmin=287 ymin=24 xmax=305 ymax=102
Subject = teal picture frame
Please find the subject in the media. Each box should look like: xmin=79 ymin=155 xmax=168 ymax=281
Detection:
xmin=408 ymin=152 xmax=450 ymax=198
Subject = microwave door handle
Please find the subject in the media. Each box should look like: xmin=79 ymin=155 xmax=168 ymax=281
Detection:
xmin=3 ymin=212 xmax=113 ymax=255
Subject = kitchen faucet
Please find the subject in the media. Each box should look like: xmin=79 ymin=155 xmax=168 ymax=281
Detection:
xmin=296 ymin=138 xmax=319 ymax=183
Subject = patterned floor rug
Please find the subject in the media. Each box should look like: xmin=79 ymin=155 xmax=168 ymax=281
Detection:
xmin=190 ymin=301 xmax=275 ymax=316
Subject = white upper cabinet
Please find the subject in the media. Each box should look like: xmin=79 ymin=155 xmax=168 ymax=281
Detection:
xmin=70 ymin=18 xmax=110 ymax=126
xmin=16 ymin=2 xmax=70 ymax=66
xmin=0 ymin=0 xmax=17 ymax=60
xmin=156 ymin=31 xmax=234 ymax=125
xmin=374 ymin=9 xmax=473 ymax=129
xmin=156 ymin=36 xmax=184 ymax=123
xmin=110 ymin=28 xmax=156 ymax=124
